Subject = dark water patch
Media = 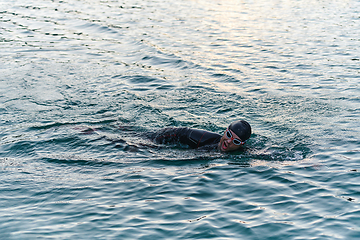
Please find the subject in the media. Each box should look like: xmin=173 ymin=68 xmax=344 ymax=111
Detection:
xmin=146 ymin=154 xmax=223 ymax=167
xmin=1 ymin=140 xmax=39 ymax=158
xmin=39 ymin=154 xmax=120 ymax=167
xmin=123 ymin=75 xmax=164 ymax=84
xmin=141 ymin=54 xmax=188 ymax=69
xmin=28 ymin=119 xmax=118 ymax=131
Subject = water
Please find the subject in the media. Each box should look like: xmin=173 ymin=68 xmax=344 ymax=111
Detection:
xmin=1 ymin=0 xmax=360 ymax=239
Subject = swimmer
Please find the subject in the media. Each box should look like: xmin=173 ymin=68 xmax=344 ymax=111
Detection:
xmin=150 ymin=120 xmax=251 ymax=152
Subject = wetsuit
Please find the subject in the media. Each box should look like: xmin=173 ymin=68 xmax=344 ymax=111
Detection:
xmin=150 ymin=127 xmax=222 ymax=150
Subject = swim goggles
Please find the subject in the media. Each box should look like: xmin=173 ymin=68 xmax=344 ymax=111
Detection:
xmin=226 ymin=129 xmax=246 ymax=145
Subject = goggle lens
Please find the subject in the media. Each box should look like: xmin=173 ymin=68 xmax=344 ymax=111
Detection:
xmin=226 ymin=129 xmax=245 ymax=146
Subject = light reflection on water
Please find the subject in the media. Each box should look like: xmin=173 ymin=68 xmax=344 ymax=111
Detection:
xmin=1 ymin=0 xmax=360 ymax=239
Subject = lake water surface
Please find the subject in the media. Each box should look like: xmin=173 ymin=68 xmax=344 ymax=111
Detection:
xmin=1 ymin=0 xmax=360 ymax=239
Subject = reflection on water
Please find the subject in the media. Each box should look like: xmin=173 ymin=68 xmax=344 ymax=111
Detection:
xmin=1 ymin=0 xmax=360 ymax=239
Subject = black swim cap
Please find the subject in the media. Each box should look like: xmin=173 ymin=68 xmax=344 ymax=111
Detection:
xmin=228 ymin=120 xmax=251 ymax=141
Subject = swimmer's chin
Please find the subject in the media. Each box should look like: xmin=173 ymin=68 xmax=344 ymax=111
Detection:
xmin=218 ymin=141 xmax=228 ymax=152
xmin=218 ymin=141 xmax=243 ymax=152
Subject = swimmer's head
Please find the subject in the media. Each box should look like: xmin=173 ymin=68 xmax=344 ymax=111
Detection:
xmin=218 ymin=120 xmax=252 ymax=152
xmin=228 ymin=120 xmax=251 ymax=142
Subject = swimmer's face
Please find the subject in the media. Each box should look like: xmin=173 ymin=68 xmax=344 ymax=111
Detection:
xmin=218 ymin=128 xmax=243 ymax=152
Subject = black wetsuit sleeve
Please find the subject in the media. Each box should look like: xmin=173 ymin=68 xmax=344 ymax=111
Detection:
xmin=151 ymin=127 xmax=191 ymax=145
xmin=151 ymin=127 xmax=221 ymax=149
xmin=187 ymin=128 xmax=222 ymax=148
